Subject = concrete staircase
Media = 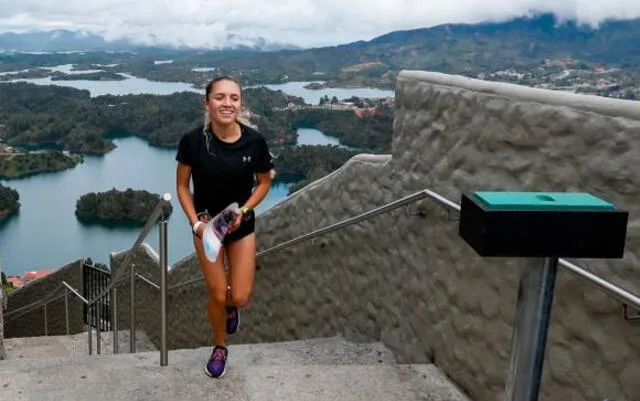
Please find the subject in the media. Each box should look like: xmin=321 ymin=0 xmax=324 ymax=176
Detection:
xmin=0 ymin=333 xmax=471 ymax=401
xmin=2 ymin=330 xmax=158 ymax=361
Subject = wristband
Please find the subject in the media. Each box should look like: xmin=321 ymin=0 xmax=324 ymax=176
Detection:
xmin=239 ymin=205 xmax=251 ymax=214
xmin=192 ymin=221 xmax=203 ymax=234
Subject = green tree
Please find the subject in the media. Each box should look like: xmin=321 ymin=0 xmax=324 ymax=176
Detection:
xmin=1 ymin=268 xmax=14 ymax=294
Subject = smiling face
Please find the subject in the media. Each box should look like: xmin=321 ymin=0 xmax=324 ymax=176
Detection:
xmin=205 ymin=78 xmax=242 ymax=127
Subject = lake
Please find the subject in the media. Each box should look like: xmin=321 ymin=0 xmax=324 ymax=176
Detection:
xmin=296 ymin=128 xmax=340 ymax=147
xmin=252 ymin=81 xmax=394 ymax=106
xmin=0 ymin=68 xmax=394 ymax=275
xmin=7 ymin=66 xmax=394 ymax=103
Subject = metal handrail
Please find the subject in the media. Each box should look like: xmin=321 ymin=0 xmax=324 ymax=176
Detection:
xmin=62 ymin=281 xmax=89 ymax=304
xmin=258 ymin=189 xmax=460 ymax=258
xmin=168 ymin=189 xmax=461 ymax=291
xmin=4 ymin=282 xmax=67 ymax=318
xmin=5 ymin=280 xmax=98 ymax=346
xmin=167 ymin=188 xmax=640 ymax=315
xmin=136 ymin=273 xmax=160 ymax=290
xmin=4 ymin=290 xmax=67 ymax=322
xmin=559 ymin=259 xmax=640 ymax=311
xmin=4 ymin=263 xmax=110 ymax=319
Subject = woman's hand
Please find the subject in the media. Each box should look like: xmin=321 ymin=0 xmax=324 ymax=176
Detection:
xmin=228 ymin=210 xmax=243 ymax=233
xmin=195 ymin=222 xmax=206 ymax=238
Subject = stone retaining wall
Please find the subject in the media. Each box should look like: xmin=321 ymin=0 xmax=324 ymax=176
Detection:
xmin=4 ymin=259 xmax=85 ymax=338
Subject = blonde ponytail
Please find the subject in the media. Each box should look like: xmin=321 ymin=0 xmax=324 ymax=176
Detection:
xmin=203 ymin=110 xmax=211 ymax=136
xmin=236 ymin=109 xmax=257 ymax=129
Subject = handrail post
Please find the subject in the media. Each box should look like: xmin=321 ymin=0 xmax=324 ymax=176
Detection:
xmin=159 ymin=219 xmax=168 ymax=366
xmin=64 ymin=288 xmax=69 ymax=335
xmin=503 ymin=257 xmax=558 ymax=401
xmin=130 ymin=263 xmax=136 ymax=353
xmin=96 ymin=300 xmax=101 ymax=355
xmin=43 ymin=302 xmax=48 ymax=336
xmin=88 ymin=309 xmax=92 ymax=355
xmin=112 ymin=287 xmax=118 ymax=354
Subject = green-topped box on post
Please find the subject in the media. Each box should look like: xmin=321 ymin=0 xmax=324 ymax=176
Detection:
xmin=459 ymin=191 xmax=628 ymax=401
xmin=459 ymin=191 xmax=628 ymax=258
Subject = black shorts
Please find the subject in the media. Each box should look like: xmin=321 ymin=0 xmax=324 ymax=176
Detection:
xmin=194 ymin=209 xmax=255 ymax=245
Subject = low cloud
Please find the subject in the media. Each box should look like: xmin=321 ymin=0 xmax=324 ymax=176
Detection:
xmin=0 ymin=0 xmax=639 ymax=47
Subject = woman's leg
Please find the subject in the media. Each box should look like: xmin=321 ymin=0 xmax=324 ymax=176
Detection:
xmin=193 ymin=235 xmax=228 ymax=346
xmin=226 ymin=232 xmax=257 ymax=309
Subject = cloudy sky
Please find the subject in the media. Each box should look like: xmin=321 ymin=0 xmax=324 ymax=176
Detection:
xmin=1 ymin=0 xmax=640 ymax=48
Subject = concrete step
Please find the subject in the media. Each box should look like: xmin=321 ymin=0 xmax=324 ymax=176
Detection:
xmin=3 ymin=329 xmax=157 ymax=361
xmin=0 ymin=336 xmax=471 ymax=401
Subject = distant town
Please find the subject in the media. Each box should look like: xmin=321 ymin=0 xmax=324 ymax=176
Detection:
xmin=275 ymin=94 xmax=395 ymax=113
xmin=478 ymin=58 xmax=639 ymax=100
xmin=2 ymin=268 xmax=54 ymax=291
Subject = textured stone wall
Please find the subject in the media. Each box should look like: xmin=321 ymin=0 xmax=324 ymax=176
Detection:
xmin=4 ymin=259 xmax=85 ymax=338
xmin=118 ymin=72 xmax=639 ymax=401
xmin=109 ymin=244 xmax=165 ymax=351
xmin=388 ymin=71 xmax=640 ymax=401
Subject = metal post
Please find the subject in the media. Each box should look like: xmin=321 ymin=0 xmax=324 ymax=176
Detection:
xmin=96 ymin=299 xmax=101 ymax=355
xmin=64 ymin=288 xmax=69 ymax=335
xmin=503 ymin=257 xmax=558 ymax=401
xmin=130 ymin=263 xmax=136 ymax=353
xmin=112 ymin=287 xmax=119 ymax=354
xmin=43 ymin=303 xmax=48 ymax=336
xmin=88 ymin=309 xmax=92 ymax=355
xmin=159 ymin=219 xmax=168 ymax=366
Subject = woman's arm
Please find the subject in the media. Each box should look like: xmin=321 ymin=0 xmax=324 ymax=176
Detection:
xmin=176 ymin=163 xmax=201 ymax=233
xmin=243 ymin=170 xmax=272 ymax=211
xmin=229 ymin=171 xmax=271 ymax=233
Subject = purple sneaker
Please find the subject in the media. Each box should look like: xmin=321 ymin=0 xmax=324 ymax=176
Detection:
xmin=204 ymin=345 xmax=228 ymax=378
xmin=226 ymin=305 xmax=240 ymax=334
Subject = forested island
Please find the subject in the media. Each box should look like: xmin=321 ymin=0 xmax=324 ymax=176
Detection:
xmin=75 ymin=188 xmax=173 ymax=225
xmin=0 ymin=149 xmax=83 ymax=179
xmin=0 ymin=183 xmax=20 ymax=222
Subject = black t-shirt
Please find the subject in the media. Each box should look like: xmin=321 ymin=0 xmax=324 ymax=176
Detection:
xmin=175 ymin=122 xmax=274 ymax=215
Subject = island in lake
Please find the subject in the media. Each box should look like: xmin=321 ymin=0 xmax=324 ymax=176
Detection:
xmin=75 ymin=188 xmax=173 ymax=226
xmin=0 ymin=148 xmax=83 ymax=179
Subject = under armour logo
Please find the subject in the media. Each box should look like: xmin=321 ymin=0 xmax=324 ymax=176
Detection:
xmin=242 ymin=156 xmax=252 ymax=163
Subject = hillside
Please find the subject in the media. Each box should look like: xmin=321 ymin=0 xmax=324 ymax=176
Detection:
xmin=171 ymin=14 xmax=639 ymax=85
xmin=343 ymin=14 xmax=640 ymax=70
